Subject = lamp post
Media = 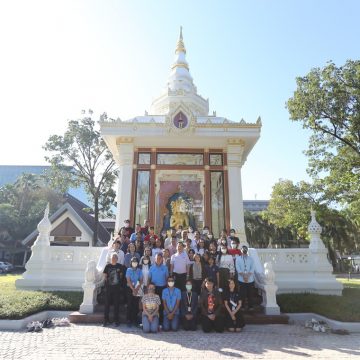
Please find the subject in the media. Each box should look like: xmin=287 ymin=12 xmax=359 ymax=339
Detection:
xmin=348 ymin=256 xmax=352 ymax=281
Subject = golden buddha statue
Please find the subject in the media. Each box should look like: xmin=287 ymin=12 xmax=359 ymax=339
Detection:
xmin=170 ymin=197 xmax=189 ymax=228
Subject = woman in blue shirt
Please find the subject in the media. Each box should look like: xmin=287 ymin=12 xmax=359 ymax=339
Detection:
xmin=126 ymin=257 xmax=143 ymax=327
xmin=162 ymin=276 xmax=181 ymax=331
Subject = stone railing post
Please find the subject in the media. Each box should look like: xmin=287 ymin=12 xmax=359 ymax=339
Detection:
xmin=260 ymin=262 xmax=280 ymax=315
xmin=79 ymin=260 xmax=104 ymax=314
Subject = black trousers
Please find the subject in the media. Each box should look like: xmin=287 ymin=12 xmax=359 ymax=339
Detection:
xmin=126 ymin=287 xmax=140 ymax=324
xmin=225 ymin=311 xmax=245 ymax=329
xmin=173 ymin=272 xmax=187 ymax=291
xmin=239 ymin=281 xmax=255 ymax=307
xmin=192 ymin=279 xmax=203 ymax=295
xmin=201 ymin=314 xmax=224 ymax=333
xmin=155 ymin=285 xmax=166 ymax=325
xmin=182 ymin=315 xmax=197 ymax=330
xmin=104 ymin=285 xmax=121 ymax=322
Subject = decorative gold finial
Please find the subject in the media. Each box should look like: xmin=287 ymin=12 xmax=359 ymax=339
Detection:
xmin=175 ymin=26 xmax=186 ymax=54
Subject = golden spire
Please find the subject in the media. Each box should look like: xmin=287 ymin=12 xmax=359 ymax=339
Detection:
xmin=175 ymin=26 xmax=186 ymax=54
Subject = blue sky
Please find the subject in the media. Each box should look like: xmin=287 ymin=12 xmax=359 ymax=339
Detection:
xmin=0 ymin=0 xmax=359 ymax=200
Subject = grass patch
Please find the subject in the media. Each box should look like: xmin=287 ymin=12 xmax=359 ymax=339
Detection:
xmin=0 ymin=274 xmax=82 ymax=320
xmin=277 ymin=278 xmax=360 ymax=322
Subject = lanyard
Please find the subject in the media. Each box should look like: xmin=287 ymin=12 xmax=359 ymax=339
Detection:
xmin=167 ymin=288 xmax=176 ymax=311
xmin=186 ymin=291 xmax=192 ymax=306
xmin=243 ymin=256 xmax=247 ymax=272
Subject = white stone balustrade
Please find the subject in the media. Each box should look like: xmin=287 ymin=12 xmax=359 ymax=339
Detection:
xmin=16 ymin=205 xmax=104 ymax=291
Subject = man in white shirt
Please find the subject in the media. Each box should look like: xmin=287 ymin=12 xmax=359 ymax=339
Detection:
xmin=170 ymin=242 xmax=190 ymax=291
xmin=106 ymin=240 xmax=125 ymax=266
xmin=164 ymin=228 xmax=177 ymax=249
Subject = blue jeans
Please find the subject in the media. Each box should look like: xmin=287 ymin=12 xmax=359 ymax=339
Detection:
xmin=163 ymin=313 xmax=179 ymax=331
xmin=142 ymin=314 xmax=159 ymax=333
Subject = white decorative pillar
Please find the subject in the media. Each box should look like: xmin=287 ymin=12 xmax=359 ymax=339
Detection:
xmin=115 ymin=138 xmax=134 ymax=232
xmin=308 ymin=210 xmax=326 ymax=250
xmin=227 ymin=139 xmax=248 ymax=246
xmin=16 ymin=204 xmax=51 ymax=290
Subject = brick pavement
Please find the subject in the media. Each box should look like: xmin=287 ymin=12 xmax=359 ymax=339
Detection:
xmin=0 ymin=324 xmax=359 ymax=360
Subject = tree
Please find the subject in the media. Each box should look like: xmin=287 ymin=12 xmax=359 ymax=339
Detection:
xmin=263 ymin=179 xmax=329 ymax=245
xmin=286 ymin=60 xmax=360 ymax=207
xmin=44 ymin=114 xmax=117 ymax=245
xmin=0 ymin=173 xmax=63 ymax=244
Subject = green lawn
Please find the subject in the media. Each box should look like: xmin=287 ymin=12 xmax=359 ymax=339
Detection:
xmin=277 ymin=278 xmax=360 ymax=322
xmin=0 ymin=274 xmax=82 ymax=320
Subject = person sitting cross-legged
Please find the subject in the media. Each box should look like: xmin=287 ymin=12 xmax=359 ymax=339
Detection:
xmin=200 ymin=277 xmax=224 ymax=333
xmin=141 ymin=283 xmax=161 ymax=333
xmin=162 ymin=276 xmax=181 ymax=331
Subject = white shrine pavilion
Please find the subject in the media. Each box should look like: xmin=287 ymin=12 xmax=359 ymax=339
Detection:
xmin=100 ymin=27 xmax=261 ymax=243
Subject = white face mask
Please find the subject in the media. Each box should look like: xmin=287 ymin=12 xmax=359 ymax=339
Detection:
xmin=168 ymin=281 xmax=175 ymax=287
xmin=143 ymin=259 xmax=149 ymax=265
xmin=185 ymin=284 xmax=192 ymax=291
xmin=221 ymin=240 xmax=227 ymax=245
xmin=188 ymin=229 xmax=193 ymax=233
xmin=203 ymin=230 xmax=209 ymax=235
xmin=230 ymin=232 xmax=235 ymax=236
xmin=221 ymin=248 xmax=227 ymax=254
xmin=208 ymin=234 xmax=213 ymax=239
xmin=131 ymin=262 xmax=138 ymax=268
xmin=231 ymin=244 xmax=237 ymax=249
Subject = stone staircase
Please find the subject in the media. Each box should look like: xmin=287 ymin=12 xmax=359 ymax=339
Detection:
xmin=69 ymin=286 xmax=289 ymax=325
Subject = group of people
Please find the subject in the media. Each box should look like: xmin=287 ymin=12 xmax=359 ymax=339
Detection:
xmin=102 ymin=219 xmax=255 ymax=333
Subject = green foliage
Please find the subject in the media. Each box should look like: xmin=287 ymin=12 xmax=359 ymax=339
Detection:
xmin=286 ymin=60 xmax=360 ymax=208
xmin=263 ymin=179 xmax=319 ymax=243
xmin=0 ymin=275 xmax=82 ymax=319
xmin=44 ymin=116 xmax=117 ymax=244
xmin=277 ymin=279 xmax=360 ymax=322
xmin=0 ymin=173 xmax=63 ymax=244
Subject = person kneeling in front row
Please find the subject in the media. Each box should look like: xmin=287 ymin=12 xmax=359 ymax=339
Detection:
xmin=162 ymin=276 xmax=181 ymax=331
xmin=200 ymin=277 xmax=224 ymax=333
xmin=142 ymin=283 xmax=161 ymax=333
xmin=180 ymin=279 xmax=198 ymax=331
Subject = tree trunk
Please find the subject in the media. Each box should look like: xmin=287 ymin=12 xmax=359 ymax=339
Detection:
xmin=93 ymin=196 xmax=99 ymax=247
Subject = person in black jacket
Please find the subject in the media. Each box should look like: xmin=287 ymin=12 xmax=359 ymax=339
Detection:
xmin=180 ymin=279 xmax=198 ymax=330
xmin=103 ymin=253 xmax=126 ymax=326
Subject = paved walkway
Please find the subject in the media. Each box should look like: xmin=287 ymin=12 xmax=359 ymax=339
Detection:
xmin=0 ymin=324 xmax=359 ymax=359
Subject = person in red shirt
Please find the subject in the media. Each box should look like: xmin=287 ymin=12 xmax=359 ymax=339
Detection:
xmin=228 ymin=238 xmax=241 ymax=258
xmin=144 ymin=226 xmax=159 ymax=243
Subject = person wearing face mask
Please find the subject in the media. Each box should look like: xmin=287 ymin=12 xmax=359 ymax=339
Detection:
xmin=106 ymin=240 xmax=125 ymax=266
xmin=124 ymin=243 xmax=141 ymax=268
xmin=141 ymin=283 xmax=161 ymax=333
xmin=228 ymin=238 xmax=241 ymax=258
xmin=140 ymin=255 xmax=151 ymax=291
xmin=149 ymin=252 xmax=169 ymax=327
xmin=228 ymin=228 xmax=240 ymax=245
xmin=161 ymin=276 xmax=181 ymax=331
xmin=217 ymin=234 xmax=229 ymax=252
xmin=180 ymin=279 xmax=198 ymax=331
xmin=125 ymin=257 xmax=143 ymax=327
xmin=217 ymin=245 xmax=235 ymax=291
xmin=235 ymin=245 xmax=255 ymax=310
